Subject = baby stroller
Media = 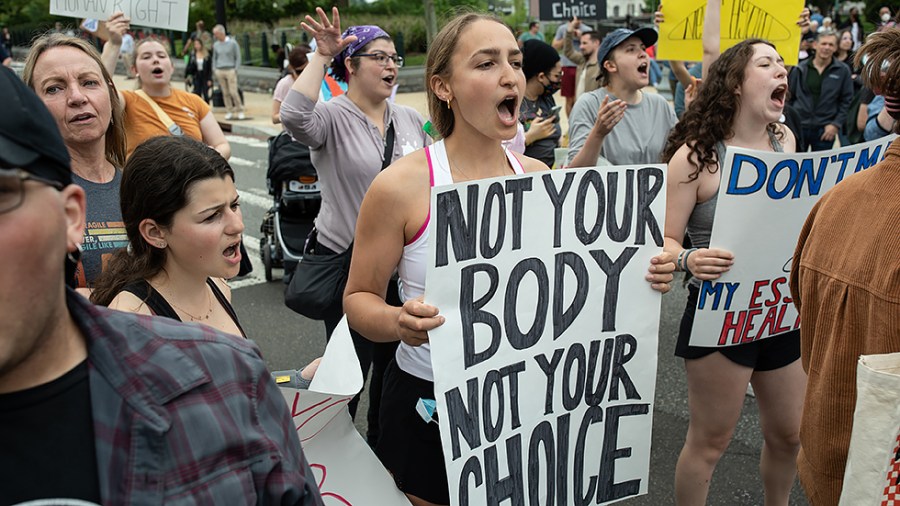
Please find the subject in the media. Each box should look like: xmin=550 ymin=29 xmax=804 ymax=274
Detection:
xmin=259 ymin=131 xmax=321 ymax=282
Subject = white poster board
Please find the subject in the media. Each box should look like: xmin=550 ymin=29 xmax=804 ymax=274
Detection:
xmin=690 ymin=135 xmax=897 ymax=347
xmin=50 ymin=0 xmax=189 ymax=31
xmin=426 ymin=166 xmax=667 ymax=505
xmin=280 ymin=318 xmax=412 ymax=506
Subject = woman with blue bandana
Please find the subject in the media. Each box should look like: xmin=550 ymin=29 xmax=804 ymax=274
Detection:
xmin=280 ymin=6 xmax=431 ymax=447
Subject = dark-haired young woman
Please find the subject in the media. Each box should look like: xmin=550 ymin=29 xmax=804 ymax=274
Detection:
xmin=91 ymin=136 xmax=245 ymax=338
xmin=661 ymin=0 xmax=805 ymax=503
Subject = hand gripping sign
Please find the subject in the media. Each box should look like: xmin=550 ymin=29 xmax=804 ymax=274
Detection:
xmin=426 ymin=165 xmax=667 ymax=505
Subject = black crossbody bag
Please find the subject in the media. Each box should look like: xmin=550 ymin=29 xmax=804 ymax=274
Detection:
xmin=284 ymin=123 xmax=395 ymax=319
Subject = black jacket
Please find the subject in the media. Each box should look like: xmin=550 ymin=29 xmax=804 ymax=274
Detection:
xmin=788 ymin=58 xmax=854 ymax=129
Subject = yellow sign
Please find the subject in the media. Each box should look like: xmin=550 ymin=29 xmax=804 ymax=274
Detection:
xmin=657 ymin=0 xmax=803 ymax=66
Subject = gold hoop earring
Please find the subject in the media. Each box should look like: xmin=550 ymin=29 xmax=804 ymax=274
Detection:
xmin=446 ymin=98 xmax=451 ymax=109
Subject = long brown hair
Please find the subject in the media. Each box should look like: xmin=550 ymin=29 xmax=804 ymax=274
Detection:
xmin=662 ymin=39 xmax=781 ymax=181
xmin=23 ymin=32 xmax=127 ymax=169
xmin=91 ymin=137 xmax=235 ymax=306
xmin=425 ymin=12 xmax=511 ymax=139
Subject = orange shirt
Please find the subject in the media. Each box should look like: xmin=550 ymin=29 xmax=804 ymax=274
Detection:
xmin=122 ymin=88 xmax=210 ymax=158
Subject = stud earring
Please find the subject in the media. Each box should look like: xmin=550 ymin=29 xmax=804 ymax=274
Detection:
xmin=157 ymin=241 xmax=166 ymax=248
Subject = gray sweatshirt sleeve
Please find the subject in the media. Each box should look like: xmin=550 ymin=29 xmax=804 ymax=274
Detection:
xmin=280 ymin=89 xmax=329 ymax=149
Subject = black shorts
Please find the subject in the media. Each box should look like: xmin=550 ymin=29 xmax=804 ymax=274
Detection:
xmin=675 ymin=284 xmax=800 ymax=371
xmin=375 ymin=360 xmax=449 ymax=504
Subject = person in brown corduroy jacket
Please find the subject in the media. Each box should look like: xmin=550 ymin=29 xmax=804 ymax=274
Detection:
xmin=791 ymin=27 xmax=900 ymax=506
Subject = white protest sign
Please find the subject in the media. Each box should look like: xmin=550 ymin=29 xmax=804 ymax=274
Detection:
xmin=690 ymin=135 xmax=897 ymax=347
xmin=426 ymin=165 xmax=666 ymax=505
xmin=50 ymin=0 xmax=189 ymax=32
xmin=280 ymin=318 xmax=412 ymax=506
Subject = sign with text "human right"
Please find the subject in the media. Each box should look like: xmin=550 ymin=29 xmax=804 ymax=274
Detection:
xmin=689 ymin=136 xmax=897 ymax=347
xmin=50 ymin=0 xmax=189 ymax=31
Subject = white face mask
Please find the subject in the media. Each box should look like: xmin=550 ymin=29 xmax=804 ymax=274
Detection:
xmin=882 ymin=13 xmax=892 ymax=22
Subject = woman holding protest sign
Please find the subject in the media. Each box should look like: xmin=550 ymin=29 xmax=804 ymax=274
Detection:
xmin=661 ymin=0 xmax=805 ymax=504
xmin=343 ymin=12 xmax=676 ymax=506
xmin=23 ymin=27 xmax=128 ymax=291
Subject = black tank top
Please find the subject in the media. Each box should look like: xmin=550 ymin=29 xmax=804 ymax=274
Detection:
xmin=121 ymin=278 xmax=247 ymax=338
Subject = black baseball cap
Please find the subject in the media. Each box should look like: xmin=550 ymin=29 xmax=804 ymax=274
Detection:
xmin=597 ymin=27 xmax=659 ymax=66
xmin=0 ymin=67 xmax=71 ymax=186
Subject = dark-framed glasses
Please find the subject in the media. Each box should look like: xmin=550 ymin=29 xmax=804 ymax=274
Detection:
xmin=353 ymin=51 xmax=404 ymax=68
xmin=0 ymin=168 xmax=65 ymax=215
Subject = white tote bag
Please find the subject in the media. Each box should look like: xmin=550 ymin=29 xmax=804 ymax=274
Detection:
xmin=839 ymin=352 xmax=900 ymax=505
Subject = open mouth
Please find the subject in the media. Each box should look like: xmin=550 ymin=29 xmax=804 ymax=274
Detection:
xmin=771 ymin=84 xmax=787 ymax=107
xmin=637 ymin=62 xmax=649 ymax=77
xmin=223 ymin=240 xmax=241 ymax=264
xmin=151 ymin=67 xmax=164 ymax=77
xmin=70 ymin=112 xmax=95 ymax=123
xmin=497 ymin=95 xmax=518 ymax=126
xmin=382 ymin=74 xmax=395 ymax=85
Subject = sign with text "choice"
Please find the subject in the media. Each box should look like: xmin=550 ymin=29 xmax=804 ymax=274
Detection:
xmin=427 ymin=165 xmax=666 ymax=505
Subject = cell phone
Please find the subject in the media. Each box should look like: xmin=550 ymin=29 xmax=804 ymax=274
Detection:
xmin=548 ymin=105 xmax=562 ymax=116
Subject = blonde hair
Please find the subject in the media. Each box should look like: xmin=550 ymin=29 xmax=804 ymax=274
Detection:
xmin=425 ymin=12 xmax=511 ymax=138
xmin=23 ymin=32 xmax=127 ymax=169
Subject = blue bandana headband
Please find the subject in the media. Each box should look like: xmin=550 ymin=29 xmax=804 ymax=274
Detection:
xmin=332 ymin=25 xmax=390 ymax=82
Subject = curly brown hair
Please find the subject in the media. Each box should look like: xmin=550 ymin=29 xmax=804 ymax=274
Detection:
xmin=661 ymin=39 xmax=781 ymax=181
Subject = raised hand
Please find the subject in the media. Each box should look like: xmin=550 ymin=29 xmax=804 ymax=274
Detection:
xmin=300 ymin=6 xmax=357 ymax=59
xmin=593 ymin=95 xmax=628 ymax=136
xmin=101 ymin=11 xmax=130 ymax=45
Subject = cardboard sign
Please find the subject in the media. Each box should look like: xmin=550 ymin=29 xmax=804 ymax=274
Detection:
xmin=426 ymin=165 xmax=667 ymax=504
xmin=50 ymin=0 xmax=189 ymax=31
xmin=657 ymin=0 xmax=804 ymax=66
xmin=280 ymin=318 xmax=412 ymax=506
xmin=689 ymin=136 xmax=897 ymax=347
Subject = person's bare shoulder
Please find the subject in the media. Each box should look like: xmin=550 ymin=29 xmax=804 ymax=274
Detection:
xmin=516 ymin=153 xmax=551 ymax=173
xmin=108 ymin=290 xmax=153 ymax=315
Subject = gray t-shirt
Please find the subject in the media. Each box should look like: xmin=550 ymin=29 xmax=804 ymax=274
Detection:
xmin=566 ymin=88 xmax=677 ymax=166
xmin=280 ymin=91 xmax=430 ymax=252
xmin=72 ymin=170 xmax=127 ymax=288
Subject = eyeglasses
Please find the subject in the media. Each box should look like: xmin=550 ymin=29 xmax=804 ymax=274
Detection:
xmin=353 ymin=51 xmax=404 ymax=68
xmin=0 ymin=168 xmax=65 ymax=215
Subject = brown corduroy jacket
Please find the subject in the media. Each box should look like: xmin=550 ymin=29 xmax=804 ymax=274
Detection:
xmin=791 ymin=137 xmax=900 ymax=505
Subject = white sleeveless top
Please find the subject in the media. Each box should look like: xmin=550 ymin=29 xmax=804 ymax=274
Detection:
xmin=394 ymin=139 xmax=526 ymax=381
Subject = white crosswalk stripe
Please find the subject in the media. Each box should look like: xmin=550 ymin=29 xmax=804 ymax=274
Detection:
xmin=229 ymin=156 xmax=256 ymax=167
xmin=225 ymin=135 xmax=268 ymax=149
xmin=238 ymin=189 xmax=273 ymax=210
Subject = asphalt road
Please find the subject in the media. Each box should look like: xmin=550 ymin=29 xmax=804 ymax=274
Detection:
xmin=225 ymin=133 xmax=809 ymax=505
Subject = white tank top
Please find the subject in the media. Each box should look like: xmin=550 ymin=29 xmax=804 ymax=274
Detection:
xmin=394 ymin=139 xmax=526 ymax=381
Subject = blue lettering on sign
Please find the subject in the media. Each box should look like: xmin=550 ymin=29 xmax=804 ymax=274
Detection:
xmin=726 ymin=154 xmax=767 ymax=195
xmin=765 ymin=159 xmax=798 ymax=199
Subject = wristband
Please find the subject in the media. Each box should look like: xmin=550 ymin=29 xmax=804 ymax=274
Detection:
xmin=683 ymin=248 xmax=698 ymax=276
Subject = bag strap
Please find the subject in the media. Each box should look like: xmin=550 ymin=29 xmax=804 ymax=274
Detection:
xmin=135 ymin=90 xmax=183 ymax=136
xmin=381 ymin=121 xmax=395 ymax=171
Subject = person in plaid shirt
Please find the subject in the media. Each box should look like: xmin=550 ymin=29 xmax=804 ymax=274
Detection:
xmin=0 ymin=66 xmax=323 ymax=505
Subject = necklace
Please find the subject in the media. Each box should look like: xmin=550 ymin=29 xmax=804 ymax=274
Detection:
xmin=448 ymin=149 xmax=507 ymax=182
xmin=166 ymin=286 xmax=214 ymax=322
